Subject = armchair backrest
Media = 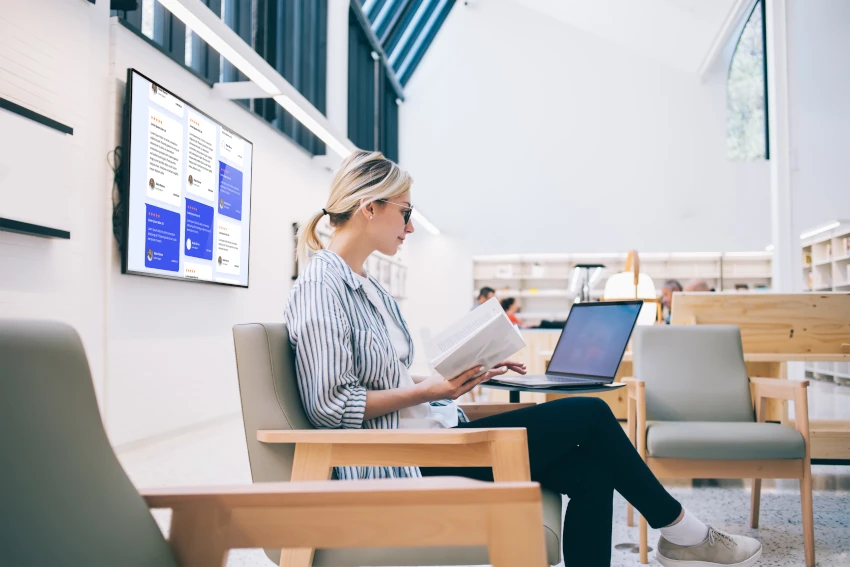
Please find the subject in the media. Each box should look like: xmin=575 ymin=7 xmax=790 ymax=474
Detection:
xmin=232 ymin=323 xmax=312 ymax=484
xmin=633 ymin=325 xmax=755 ymax=422
xmin=0 ymin=320 xmax=177 ymax=566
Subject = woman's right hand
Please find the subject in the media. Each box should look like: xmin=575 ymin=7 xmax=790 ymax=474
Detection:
xmin=416 ymin=365 xmax=508 ymax=403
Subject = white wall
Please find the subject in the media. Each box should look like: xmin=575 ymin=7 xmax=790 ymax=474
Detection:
xmin=787 ymin=0 xmax=850 ymax=236
xmin=0 ymin=0 xmax=111 ymax=400
xmin=0 ymin=0 xmax=338 ymax=448
xmin=402 ymin=235 xmax=474 ymax=377
xmin=399 ymin=0 xmax=772 ymax=256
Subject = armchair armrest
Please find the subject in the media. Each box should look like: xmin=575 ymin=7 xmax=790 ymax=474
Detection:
xmin=458 ymin=402 xmax=536 ymax=421
xmin=621 ymin=378 xmax=647 ymax=457
xmin=750 ymin=378 xmax=811 ymax=448
xmin=141 ymin=478 xmax=546 ymax=567
xmin=258 ymin=427 xmax=531 ymax=482
xmin=749 ymin=377 xmax=809 ymax=401
xmin=258 ymin=428 xmax=507 ymax=444
xmin=621 ymin=378 xmax=645 ymax=400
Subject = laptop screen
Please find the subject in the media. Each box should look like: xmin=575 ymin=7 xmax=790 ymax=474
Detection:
xmin=547 ymin=301 xmax=642 ymax=380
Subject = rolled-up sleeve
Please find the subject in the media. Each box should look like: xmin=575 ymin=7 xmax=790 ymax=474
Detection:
xmin=286 ymin=281 xmax=366 ymax=429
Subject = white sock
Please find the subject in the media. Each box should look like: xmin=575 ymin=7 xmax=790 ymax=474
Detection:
xmin=659 ymin=508 xmax=709 ymax=546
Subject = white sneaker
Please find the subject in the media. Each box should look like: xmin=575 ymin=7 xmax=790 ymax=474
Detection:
xmin=656 ymin=526 xmax=762 ymax=567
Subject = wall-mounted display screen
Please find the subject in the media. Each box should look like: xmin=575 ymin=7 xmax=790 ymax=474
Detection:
xmin=123 ymin=69 xmax=253 ymax=287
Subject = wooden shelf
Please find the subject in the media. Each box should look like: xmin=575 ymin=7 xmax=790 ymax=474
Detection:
xmin=474 ymin=251 xmax=773 ymax=320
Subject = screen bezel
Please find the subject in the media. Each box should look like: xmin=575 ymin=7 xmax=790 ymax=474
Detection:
xmin=121 ymin=68 xmax=254 ymax=288
xmin=544 ymin=300 xmax=644 ymax=382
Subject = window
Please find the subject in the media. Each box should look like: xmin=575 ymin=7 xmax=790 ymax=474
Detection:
xmin=115 ymin=0 xmax=328 ymax=156
xmin=727 ymin=0 xmax=768 ymax=161
xmin=254 ymin=0 xmax=328 ymax=155
xmin=362 ymin=0 xmax=456 ymax=86
xmin=348 ymin=8 xmax=401 ymax=161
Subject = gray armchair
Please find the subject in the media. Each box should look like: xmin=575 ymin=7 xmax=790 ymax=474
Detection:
xmin=232 ymin=322 xmax=564 ymax=567
xmin=0 ymin=320 xmax=549 ymax=567
xmin=624 ymin=325 xmax=814 ymax=566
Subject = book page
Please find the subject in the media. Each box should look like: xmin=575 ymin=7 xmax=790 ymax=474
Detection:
xmin=430 ymin=299 xmax=526 ymax=379
xmin=432 ymin=297 xmax=502 ymax=362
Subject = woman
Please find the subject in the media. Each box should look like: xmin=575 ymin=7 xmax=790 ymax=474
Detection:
xmin=501 ymin=297 xmax=522 ymax=325
xmin=284 ymin=151 xmax=761 ymax=567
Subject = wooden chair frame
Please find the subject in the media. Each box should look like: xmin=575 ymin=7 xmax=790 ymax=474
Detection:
xmin=258 ymin=402 xmax=541 ymax=567
xmin=142 ymin=476 xmax=547 ymax=567
xmin=623 ymin=378 xmax=815 ymax=566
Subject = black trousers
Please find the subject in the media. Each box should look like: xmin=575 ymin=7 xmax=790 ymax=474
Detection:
xmin=421 ymin=397 xmax=682 ymax=567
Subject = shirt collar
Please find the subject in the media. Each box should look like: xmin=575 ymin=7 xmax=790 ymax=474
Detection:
xmin=313 ymin=249 xmax=364 ymax=291
xmin=315 ymin=249 xmax=397 ymax=301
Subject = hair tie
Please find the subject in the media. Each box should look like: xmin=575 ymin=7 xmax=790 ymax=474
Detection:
xmin=321 ymin=208 xmax=329 ymax=216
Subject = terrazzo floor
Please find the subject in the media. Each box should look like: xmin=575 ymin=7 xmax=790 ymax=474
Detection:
xmin=118 ymin=413 xmax=850 ymax=567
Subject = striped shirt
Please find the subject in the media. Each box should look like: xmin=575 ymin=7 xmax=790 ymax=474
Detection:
xmin=284 ymin=249 xmax=468 ymax=480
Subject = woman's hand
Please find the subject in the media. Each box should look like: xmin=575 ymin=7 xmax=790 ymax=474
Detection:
xmin=495 ymin=360 xmax=527 ymax=375
xmin=416 ymin=365 xmax=509 ymax=403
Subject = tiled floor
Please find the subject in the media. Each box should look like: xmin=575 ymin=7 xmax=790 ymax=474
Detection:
xmin=118 ymin=411 xmax=850 ymax=567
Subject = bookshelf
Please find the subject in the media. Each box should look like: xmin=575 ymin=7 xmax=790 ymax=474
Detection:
xmin=801 ymin=220 xmax=850 ymax=385
xmin=473 ymin=251 xmax=772 ymax=321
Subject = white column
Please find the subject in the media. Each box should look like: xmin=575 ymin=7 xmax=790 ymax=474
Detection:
xmin=766 ymin=0 xmax=797 ymax=291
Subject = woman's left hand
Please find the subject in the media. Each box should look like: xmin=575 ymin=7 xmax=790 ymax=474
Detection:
xmin=495 ymin=360 xmax=527 ymax=375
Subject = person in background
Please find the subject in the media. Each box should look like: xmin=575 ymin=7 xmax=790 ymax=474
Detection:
xmin=476 ymin=286 xmax=495 ymax=306
xmin=684 ymin=280 xmax=711 ymax=292
xmin=660 ymin=280 xmax=683 ymax=324
xmin=501 ymin=297 xmax=523 ymax=326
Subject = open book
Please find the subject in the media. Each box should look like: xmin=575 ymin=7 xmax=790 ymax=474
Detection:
xmin=429 ymin=298 xmax=526 ymax=379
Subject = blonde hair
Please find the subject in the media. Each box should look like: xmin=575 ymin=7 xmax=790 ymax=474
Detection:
xmin=297 ymin=150 xmax=412 ymax=261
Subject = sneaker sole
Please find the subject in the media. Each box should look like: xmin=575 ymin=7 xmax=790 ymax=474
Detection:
xmin=656 ymin=544 xmax=762 ymax=567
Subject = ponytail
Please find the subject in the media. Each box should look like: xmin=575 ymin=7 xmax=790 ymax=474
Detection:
xmin=296 ymin=210 xmax=326 ymax=265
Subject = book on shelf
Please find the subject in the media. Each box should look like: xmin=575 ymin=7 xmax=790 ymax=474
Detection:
xmin=429 ymin=297 xmax=526 ymax=380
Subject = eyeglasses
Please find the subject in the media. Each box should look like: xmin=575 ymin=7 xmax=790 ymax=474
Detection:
xmin=377 ymin=199 xmax=413 ymax=225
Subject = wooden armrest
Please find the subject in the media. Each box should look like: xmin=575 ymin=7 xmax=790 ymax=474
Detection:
xmin=621 ymin=378 xmax=644 ymax=400
xmin=142 ymin=477 xmax=537 ymax=509
xmin=259 ymin=428 xmax=531 ymax=482
xmin=141 ymin=478 xmax=545 ymax=566
xmin=458 ymin=402 xmax=536 ymax=420
xmin=258 ymin=428 xmax=520 ymax=444
xmin=750 ymin=377 xmax=809 ymax=402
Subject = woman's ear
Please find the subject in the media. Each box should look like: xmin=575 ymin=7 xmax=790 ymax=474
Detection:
xmin=359 ymin=198 xmax=375 ymax=220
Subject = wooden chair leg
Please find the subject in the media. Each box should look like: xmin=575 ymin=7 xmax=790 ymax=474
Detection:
xmin=282 ymin=444 xmax=333 ymax=567
xmin=801 ymin=467 xmax=815 ymax=567
xmin=279 ymin=549 xmax=314 ymax=567
xmin=488 ymin=502 xmax=548 ymax=567
xmin=639 ymin=513 xmax=648 ymax=564
xmin=750 ymin=478 xmax=762 ymax=529
xmin=627 ymin=502 xmax=635 ymax=527
xmin=169 ymin=506 xmax=228 ymax=567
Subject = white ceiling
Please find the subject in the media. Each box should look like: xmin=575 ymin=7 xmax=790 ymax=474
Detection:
xmin=508 ymin=0 xmax=741 ymax=74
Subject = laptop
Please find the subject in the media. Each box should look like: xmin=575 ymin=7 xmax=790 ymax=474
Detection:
xmin=490 ymin=300 xmax=643 ymax=389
